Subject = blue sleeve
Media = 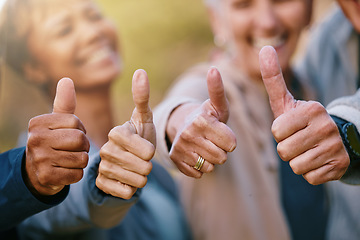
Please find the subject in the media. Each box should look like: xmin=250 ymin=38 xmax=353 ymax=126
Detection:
xmin=0 ymin=147 xmax=69 ymax=231
xmin=18 ymin=153 xmax=140 ymax=236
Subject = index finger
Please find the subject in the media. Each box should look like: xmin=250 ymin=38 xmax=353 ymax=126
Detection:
xmin=259 ymin=46 xmax=294 ymax=118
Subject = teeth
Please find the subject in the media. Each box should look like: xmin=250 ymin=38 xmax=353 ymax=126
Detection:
xmin=86 ymin=47 xmax=112 ymax=65
xmin=252 ymin=35 xmax=285 ymax=50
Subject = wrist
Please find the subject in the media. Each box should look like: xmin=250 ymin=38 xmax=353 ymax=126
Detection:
xmin=331 ymin=115 xmax=360 ymax=163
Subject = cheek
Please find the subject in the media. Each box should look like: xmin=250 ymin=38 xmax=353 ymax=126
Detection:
xmin=103 ymin=22 xmax=119 ymax=50
xmin=226 ymin=15 xmax=250 ymax=48
xmin=279 ymin=5 xmax=309 ymax=33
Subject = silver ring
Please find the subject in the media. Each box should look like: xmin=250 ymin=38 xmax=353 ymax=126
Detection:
xmin=193 ymin=156 xmax=205 ymax=171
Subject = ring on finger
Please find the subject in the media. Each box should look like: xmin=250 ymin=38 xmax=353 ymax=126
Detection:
xmin=193 ymin=155 xmax=205 ymax=171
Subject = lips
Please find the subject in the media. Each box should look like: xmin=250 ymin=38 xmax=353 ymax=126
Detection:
xmin=252 ymin=35 xmax=286 ymax=50
xmin=76 ymin=45 xmax=117 ymax=67
xmin=84 ymin=46 xmax=115 ymax=65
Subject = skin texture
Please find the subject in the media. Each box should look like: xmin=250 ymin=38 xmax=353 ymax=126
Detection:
xmin=96 ymin=70 xmax=156 ymax=199
xmin=208 ymin=0 xmax=312 ymax=80
xmin=166 ymin=67 xmax=236 ymax=178
xmin=21 ymin=0 xmax=154 ymax=200
xmin=165 ymin=0 xmax=312 ymax=178
xmin=23 ymin=0 xmax=121 ymax=148
xmin=259 ymin=46 xmax=350 ymax=185
xmin=25 ymin=78 xmax=90 ymax=196
xmin=24 ymin=0 xmax=120 ymax=94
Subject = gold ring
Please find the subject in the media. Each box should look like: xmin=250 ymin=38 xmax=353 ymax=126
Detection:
xmin=193 ymin=156 xmax=205 ymax=171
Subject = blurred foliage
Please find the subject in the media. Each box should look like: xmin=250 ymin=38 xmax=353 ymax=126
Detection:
xmin=0 ymin=0 xmax=214 ymax=152
xmin=96 ymin=0 xmax=214 ymax=124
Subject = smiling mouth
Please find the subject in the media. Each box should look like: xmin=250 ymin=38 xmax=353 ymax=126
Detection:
xmin=252 ymin=35 xmax=286 ymax=50
xmin=82 ymin=46 xmax=115 ymax=66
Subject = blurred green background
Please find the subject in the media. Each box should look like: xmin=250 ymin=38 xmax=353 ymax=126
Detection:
xmin=0 ymin=0 xmax=335 ymax=152
xmin=99 ymin=0 xmax=214 ymax=124
xmin=0 ymin=0 xmax=214 ymax=151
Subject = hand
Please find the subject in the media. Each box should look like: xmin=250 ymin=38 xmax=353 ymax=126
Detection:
xmin=96 ymin=69 xmax=155 ymax=199
xmin=167 ymin=67 xmax=237 ymax=178
xmin=25 ymin=78 xmax=90 ymax=196
xmin=259 ymin=46 xmax=349 ymax=185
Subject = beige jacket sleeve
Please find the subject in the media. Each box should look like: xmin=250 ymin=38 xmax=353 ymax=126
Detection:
xmin=153 ymin=67 xmax=210 ymax=171
xmin=327 ymin=89 xmax=360 ymax=132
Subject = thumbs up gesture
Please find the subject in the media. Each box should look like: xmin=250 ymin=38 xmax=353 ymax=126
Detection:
xmin=259 ymin=46 xmax=349 ymax=185
xmin=167 ymin=67 xmax=237 ymax=178
xmin=96 ymin=70 xmax=155 ymax=199
xmin=25 ymin=78 xmax=90 ymax=196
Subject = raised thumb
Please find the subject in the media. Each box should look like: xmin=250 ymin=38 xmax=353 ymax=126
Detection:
xmin=52 ymin=78 xmax=76 ymax=114
xmin=132 ymin=69 xmax=150 ymax=116
xmin=130 ymin=69 xmax=153 ymax=131
xmin=259 ymin=46 xmax=294 ymax=118
xmin=207 ymin=67 xmax=229 ymax=123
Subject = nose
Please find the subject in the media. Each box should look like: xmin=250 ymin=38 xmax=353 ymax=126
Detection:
xmin=253 ymin=2 xmax=278 ymax=34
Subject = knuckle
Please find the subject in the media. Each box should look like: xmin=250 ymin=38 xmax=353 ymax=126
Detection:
xmin=28 ymin=114 xmax=47 ymax=130
xmin=193 ymin=114 xmax=208 ymax=129
xmin=27 ymin=132 xmax=44 ymax=148
xmin=37 ymin=170 xmax=53 ymax=186
xmin=108 ymin=125 xmax=129 ymax=142
xmin=68 ymin=115 xmax=79 ymax=127
xmin=332 ymin=157 xmax=349 ymax=174
xmin=121 ymin=186 xmax=136 ymax=200
xmin=95 ymin=177 xmax=108 ymax=194
xmin=179 ymin=128 xmax=194 ymax=143
xmin=271 ymin=123 xmax=280 ymax=140
xmin=28 ymin=117 xmax=37 ymax=130
xmin=319 ymin=119 xmax=337 ymax=137
xmin=143 ymin=144 xmax=156 ymax=161
xmin=194 ymin=172 xmax=203 ymax=179
xmin=338 ymin=158 xmax=350 ymax=171
xmin=306 ymin=177 xmax=318 ymax=186
xmin=203 ymin=163 xmax=215 ymax=173
xmin=303 ymin=172 xmax=319 ymax=185
xmin=95 ymin=177 xmax=104 ymax=190
xmin=229 ymin=135 xmax=237 ymax=152
xmin=137 ymin=176 xmax=148 ymax=188
xmin=217 ymin=151 xmax=228 ymax=164
xmin=78 ymin=152 xmax=89 ymax=168
xmin=277 ymin=143 xmax=289 ymax=161
xmin=74 ymin=130 xmax=87 ymax=145
xmin=81 ymin=134 xmax=90 ymax=152
xmin=30 ymin=150 xmax=49 ymax=167
xmin=140 ymin=161 xmax=153 ymax=176
xmin=99 ymin=143 xmax=112 ymax=159
xmin=108 ymin=126 xmax=121 ymax=141
xmin=289 ymin=161 xmax=301 ymax=175
xmin=98 ymin=160 xmax=112 ymax=175
xmin=68 ymin=169 xmax=84 ymax=184
xmin=307 ymin=101 xmax=325 ymax=114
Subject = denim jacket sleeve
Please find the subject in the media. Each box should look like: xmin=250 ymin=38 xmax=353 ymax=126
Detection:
xmin=18 ymin=153 xmax=140 ymax=235
xmin=0 ymin=147 xmax=68 ymax=231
